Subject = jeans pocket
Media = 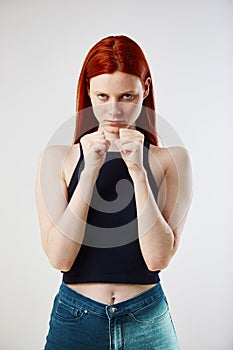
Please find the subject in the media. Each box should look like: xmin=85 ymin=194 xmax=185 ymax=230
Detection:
xmin=53 ymin=296 xmax=87 ymax=324
xmin=128 ymin=296 xmax=169 ymax=324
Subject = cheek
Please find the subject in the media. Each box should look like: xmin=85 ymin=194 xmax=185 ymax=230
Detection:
xmin=92 ymin=104 xmax=107 ymax=120
xmin=124 ymin=104 xmax=143 ymax=121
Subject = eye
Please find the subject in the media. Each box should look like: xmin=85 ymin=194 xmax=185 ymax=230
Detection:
xmin=98 ymin=94 xmax=108 ymax=101
xmin=121 ymin=94 xmax=134 ymax=100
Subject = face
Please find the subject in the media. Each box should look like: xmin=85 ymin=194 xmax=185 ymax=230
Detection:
xmin=88 ymin=71 xmax=150 ymax=137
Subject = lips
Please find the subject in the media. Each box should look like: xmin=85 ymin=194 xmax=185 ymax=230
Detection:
xmin=105 ymin=120 xmax=125 ymax=126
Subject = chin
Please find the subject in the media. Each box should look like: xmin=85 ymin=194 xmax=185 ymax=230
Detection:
xmin=104 ymin=125 xmax=121 ymax=134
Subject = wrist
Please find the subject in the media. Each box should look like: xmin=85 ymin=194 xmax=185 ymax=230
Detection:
xmin=128 ymin=166 xmax=147 ymax=182
xmin=81 ymin=167 xmax=100 ymax=182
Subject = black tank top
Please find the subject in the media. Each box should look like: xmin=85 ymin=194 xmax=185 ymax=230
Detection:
xmin=62 ymin=137 xmax=160 ymax=284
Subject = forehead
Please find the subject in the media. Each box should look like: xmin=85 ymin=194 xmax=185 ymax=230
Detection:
xmin=89 ymin=71 xmax=142 ymax=92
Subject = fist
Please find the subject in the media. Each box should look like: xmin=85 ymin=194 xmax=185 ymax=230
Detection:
xmin=115 ymin=129 xmax=144 ymax=171
xmin=80 ymin=129 xmax=110 ymax=172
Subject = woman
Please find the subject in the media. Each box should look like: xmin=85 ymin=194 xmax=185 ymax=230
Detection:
xmin=36 ymin=35 xmax=192 ymax=349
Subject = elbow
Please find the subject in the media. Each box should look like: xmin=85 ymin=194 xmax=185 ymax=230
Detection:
xmin=147 ymin=239 xmax=178 ymax=271
xmin=147 ymin=262 xmax=169 ymax=272
xmin=48 ymin=256 xmax=74 ymax=272
xmin=146 ymin=256 xmax=172 ymax=272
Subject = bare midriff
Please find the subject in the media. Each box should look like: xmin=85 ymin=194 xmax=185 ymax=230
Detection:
xmin=66 ymin=282 xmax=157 ymax=305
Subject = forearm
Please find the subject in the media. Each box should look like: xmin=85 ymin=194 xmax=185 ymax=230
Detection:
xmin=46 ymin=168 xmax=98 ymax=271
xmin=130 ymin=168 xmax=174 ymax=271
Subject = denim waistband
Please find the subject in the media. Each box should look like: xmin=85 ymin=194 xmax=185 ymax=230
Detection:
xmin=58 ymin=282 xmax=165 ymax=318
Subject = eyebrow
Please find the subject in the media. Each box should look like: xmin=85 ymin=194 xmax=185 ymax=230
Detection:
xmin=94 ymin=90 xmax=138 ymax=95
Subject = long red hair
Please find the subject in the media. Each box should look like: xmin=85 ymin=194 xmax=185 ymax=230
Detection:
xmin=73 ymin=35 xmax=158 ymax=145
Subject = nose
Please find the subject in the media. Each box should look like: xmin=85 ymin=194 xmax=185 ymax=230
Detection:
xmin=108 ymin=102 xmax=122 ymax=118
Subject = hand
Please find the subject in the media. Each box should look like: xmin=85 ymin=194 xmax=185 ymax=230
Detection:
xmin=80 ymin=129 xmax=110 ymax=173
xmin=115 ymin=129 xmax=144 ymax=172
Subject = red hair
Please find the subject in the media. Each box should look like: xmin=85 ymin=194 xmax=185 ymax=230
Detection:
xmin=73 ymin=35 xmax=158 ymax=145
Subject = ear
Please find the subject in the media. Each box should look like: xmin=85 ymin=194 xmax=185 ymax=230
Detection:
xmin=143 ymin=77 xmax=151 ymax=100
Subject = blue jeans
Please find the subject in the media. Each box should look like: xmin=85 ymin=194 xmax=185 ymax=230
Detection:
xmin=44 ymin=282 xmax=180 ymax=349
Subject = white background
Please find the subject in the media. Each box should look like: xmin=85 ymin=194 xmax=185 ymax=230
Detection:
xmin=1 ymin=0 xmax=232 ymax=349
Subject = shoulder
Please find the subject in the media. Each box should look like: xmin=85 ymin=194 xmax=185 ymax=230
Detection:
xmin=148 ymin=144 xmax=191 ymax=187
xmin=37 ymin=144 xmax=81 ymax=185
xmin=37 ymin=145 xmax=70 ymax=169
xmin=149 ymin=144 xmax=191 ymax=170
xmin=38 ymin=144 xmax=69 ymax=158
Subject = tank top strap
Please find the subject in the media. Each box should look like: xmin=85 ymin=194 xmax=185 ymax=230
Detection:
xmin=142 ymin=137 xmax=159 ymax=200
xmin=68 ymin=143 xmax=84 ymax=201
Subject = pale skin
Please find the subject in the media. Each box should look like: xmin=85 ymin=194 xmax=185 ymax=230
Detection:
xmin=35 ymin=72 xmax=193 ymax=305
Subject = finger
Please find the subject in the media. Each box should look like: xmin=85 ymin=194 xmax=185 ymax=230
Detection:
xmin=83 ymin=134 xmax=107 ymax=145
xmin=93 ymin=131 xmax=106 ymax=138
xmin=119 ymin=128 xmax=143 ymax=138
xmin=120 ymin=138 xmax=143 ymax=148
xmin=120 ymin=135 xmax=144 ymax=144
xmin=121 ymin=141 xmax=139 ymax=153
xmin=93 ymin=137 xmax=108 ymax=144
xmin=81 ymin=132 xmax=104 ymax=143
xmin=93 ymin=143 xmax=108 ymax=154
xmin=105 ymin=139 xmax=111 ymax=151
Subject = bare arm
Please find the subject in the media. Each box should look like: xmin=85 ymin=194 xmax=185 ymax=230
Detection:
xmin=129 ymin=146 xmax=193 ymax=271
xmin=35 ymin=131 xmax=110 ymax=271
xmin=35 ymin=146 xmax=98 ymax=271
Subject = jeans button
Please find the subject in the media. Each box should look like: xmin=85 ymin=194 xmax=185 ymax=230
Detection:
xmin=109 ymin=307 xmax=117 ymax=313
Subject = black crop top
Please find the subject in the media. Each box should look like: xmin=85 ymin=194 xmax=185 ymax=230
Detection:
xmin=62 ymin=137 xmax=160 ymax=284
